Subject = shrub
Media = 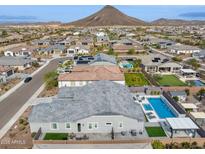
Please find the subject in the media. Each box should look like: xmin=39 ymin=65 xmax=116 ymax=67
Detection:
xmin=152 ymin=140 xmax=165 ymax=149
xmin=44 ymin=71 xmax=58 ymax=90
xmin=31 ymin=132 xmax=37 ymax=138
xmin=19 ymin=118 xmax=25 ymax=124
xmin=18 ymin=124 xmax=26 ymax=131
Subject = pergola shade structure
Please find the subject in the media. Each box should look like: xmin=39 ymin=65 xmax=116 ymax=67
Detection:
xmin=166 ymin=118 xmax=199 ymax=138
xmin=190 ymin=112 xmax=205 ymax=126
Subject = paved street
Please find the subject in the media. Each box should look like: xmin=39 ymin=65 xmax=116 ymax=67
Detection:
xmin=33 ymin=143 xmax=152 ymax=149
xmin=0 ymin=59 xmax=60 ymax=129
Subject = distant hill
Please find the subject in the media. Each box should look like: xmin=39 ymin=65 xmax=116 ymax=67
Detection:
xmin=151 ymin=18 xmax=205 ymax=26
xmin=64 ymin=5 xmax=147 ymax=27
xmin=0 ymin=21 xmax=62 ymax=26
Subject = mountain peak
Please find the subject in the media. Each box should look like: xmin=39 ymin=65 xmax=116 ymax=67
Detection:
xmin=65 ymin=5 xmax=146 ymax=27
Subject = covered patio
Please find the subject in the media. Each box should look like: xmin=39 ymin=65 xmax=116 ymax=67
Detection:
xmin=165 ymin=118 xmax=199 ymax=138
xmin=190 ymin=112 xmax=205 ymax=127
xmin=180 ymin=69 xmax=196 ymax=79
xmin=180 ymin=103 xmax=198 ymax=112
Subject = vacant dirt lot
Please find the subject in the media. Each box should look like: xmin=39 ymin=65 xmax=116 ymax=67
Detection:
xmin=0 ymin=107 xmax=33 ymax=149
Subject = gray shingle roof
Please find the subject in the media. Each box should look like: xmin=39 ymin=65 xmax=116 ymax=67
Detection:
xmin=29 ymin=81 xmax=144 ymax=123
xmin=170 ymin=91 xmax=187 ymax=97
xmin=89 ymin=53 xmax=117 ymax=65
xmin=0 ymin=56 xmax=34 ymax=66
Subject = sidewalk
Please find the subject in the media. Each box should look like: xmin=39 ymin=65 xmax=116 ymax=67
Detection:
xmin=0 ymin=59 xmax=53 ymax=139
xmin=0 ymin=59 xmax=51 ymax=103
xmin=0 ymin=83 xmax=45 ymax=139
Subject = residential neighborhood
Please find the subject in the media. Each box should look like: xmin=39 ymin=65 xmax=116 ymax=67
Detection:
xmin=1 ymin=5 xmax=205 ymax=150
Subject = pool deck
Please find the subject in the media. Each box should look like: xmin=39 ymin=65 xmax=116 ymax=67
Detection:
xmin=134 ymin=94 xmax=180 ymax=123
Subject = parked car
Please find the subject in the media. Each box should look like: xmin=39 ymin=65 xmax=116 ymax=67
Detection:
xmin=24 ymin=77 xmax=32 ymax=83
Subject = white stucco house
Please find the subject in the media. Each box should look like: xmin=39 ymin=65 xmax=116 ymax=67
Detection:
xmin=4 ymin=46 xmax=33 ymax=57
xmin=169 ymin=44 xmax=200 ymax=55
xmin=29 ymin=81 xmax=145 ymax=134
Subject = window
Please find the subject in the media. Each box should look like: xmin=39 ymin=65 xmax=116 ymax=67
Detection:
xmin=51 ymin=123 xmax=58 ymax=130
xmin=106 ymin=122 xmax=112 ymax=126
xmin=94 ymin=123 xmax=98 ymax=129
xmin=88 ymin=123 xmax=92 ymax=130
xmin=65 ymin=123 xmax=71 ymax=129
xmin=88 ymin=122 xmax=98 ymax=130
xmin=119 ymin=122 xmax=123 ymax=128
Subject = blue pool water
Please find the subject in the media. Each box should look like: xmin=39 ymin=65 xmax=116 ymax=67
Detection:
xmin=191 ymin=80 xmax=205 ymax=86
xmin=148 ymin=98 xmax=176 ymax=119
xmin=143 ymin=104 xmax=153 ymax=111
xmin=122 ymin=63 xmax=133 ymax=69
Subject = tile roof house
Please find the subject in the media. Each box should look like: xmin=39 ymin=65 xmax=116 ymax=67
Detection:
xmin=112 ymin=39 xmax=144 ymax=54
xmin=58 ymin=65 xmax=125 ymax=87
xmin=140 ymin=54 xmax=182 ymax=73
xmin=29 ymin=80 xmax=144 ymax=134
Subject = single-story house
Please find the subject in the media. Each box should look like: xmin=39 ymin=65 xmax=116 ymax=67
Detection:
xmin=29 ymin=81 xmax=145 ymax=134
xmin=37 ymin=44 xmax=67 ymax=55
xmin=4 ymin=46 xmax=33 ymax=57
xmin=0 ymin=56 xmax=34 ymax=70
xmin=112 ymin=39 xmax=144 ymax=54
xmin=192 ymin=50 xmax=205 ymax=60
xmin=140 ymin=54 xmax=182 ymax=74
xmin=67 ymin=45 xmax=89 ymax=56
xmin=89 ymin=53 xmax=117 ymax=66
xmin=169 ymin=44 xmax=200 ymax=55
xmin=58 ymin=65 xmax=125 ymax=87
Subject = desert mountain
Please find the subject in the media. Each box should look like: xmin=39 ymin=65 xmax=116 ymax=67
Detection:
xmin=151 ymin=18 xmax=205 ymax=26
xmin=65 ymin=5 xmax=147 ymax=27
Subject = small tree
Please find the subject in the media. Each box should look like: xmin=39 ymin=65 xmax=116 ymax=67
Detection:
xmin=172 ymin=57 xmax=182 ymax=62
xmin=173 ymin=96 xmax=179 ymax=102
xmin=1 ymin=30 xmax=8 ymax=37
xmin=132 ymin=59 xmax=141 ymax=68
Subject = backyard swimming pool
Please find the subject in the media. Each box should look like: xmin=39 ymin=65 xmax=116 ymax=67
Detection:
xmin=143 ymin=104 xmax=153 ymax=111
xmin=188 ymin=80 xmax=205 ymax=86
xmin=147 ymin=97 xmax=177 ymax=119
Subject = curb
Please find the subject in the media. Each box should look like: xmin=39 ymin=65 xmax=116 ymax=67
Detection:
xmin=0 ymin=59 xmax=51 ymax=103
xmin=0 ymin=84 xmax=46 ymax=139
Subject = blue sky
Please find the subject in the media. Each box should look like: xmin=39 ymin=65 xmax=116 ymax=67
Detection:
xmin=0 ymin=5 xmax=205 ymax=23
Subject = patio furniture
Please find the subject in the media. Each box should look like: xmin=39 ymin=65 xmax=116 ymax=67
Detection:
xmin=121 ymin=131 xmax=127 ymax=136
xmin=82 ymin=134 xmax=89 ymax=140
xmin=130 ymin=129 xmax=137 ymax=136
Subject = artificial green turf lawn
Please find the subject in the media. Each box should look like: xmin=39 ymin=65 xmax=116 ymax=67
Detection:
xmin=145 ymin=127 xmax=166 ymax=137
xmin=124 ymin=73 xmax=150 ymax=86
xmin=155 ymin=75 xmax=187 ymax=86
xmin=43 ymin=133 xmax=68 ymax=140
